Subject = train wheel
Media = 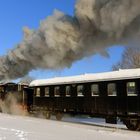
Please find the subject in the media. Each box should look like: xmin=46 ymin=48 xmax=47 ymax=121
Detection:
xmin=123 ymin=119 xmax=140 ymax=131
xmin=45 ymin=112 xmax=51 ymax=119
xmin=56 ymin=112 xmax=63 ymax=121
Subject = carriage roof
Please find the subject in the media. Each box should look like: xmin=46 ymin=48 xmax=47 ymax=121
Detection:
xmin=29 ymin=68 xmax=140 ymax=87
xmin=0 ymin=82 xmax=16 ymax=86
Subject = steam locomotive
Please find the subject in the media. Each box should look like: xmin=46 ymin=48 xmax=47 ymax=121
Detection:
xmin=0 ymin=82 xmax=28 ymax=114
xmin=1 ymin=68 xmax=140 ymax=131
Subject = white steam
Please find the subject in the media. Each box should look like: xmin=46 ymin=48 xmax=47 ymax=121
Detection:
xmin=0 ymin=93 xmax=28 ymax=115
xmin=0 ymin=0 xmax=140 ymax=80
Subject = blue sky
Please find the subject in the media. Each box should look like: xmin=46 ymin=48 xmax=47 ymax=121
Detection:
xmin=0 ymin=0 xmax=124 ymax=79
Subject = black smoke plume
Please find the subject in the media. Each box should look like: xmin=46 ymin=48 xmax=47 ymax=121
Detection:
xmin=0 ymin=0 xmax=140 ymax=80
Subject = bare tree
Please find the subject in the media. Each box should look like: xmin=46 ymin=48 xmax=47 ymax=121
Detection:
xmin=112 ymin=46 xmax=140 ymax=70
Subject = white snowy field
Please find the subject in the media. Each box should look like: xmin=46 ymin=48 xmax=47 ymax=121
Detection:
xmin=0 ymin=113 xmax=139 ymax=140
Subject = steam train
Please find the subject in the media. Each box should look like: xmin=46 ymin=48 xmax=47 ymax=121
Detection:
xmin=1 ymin=68 xmax=140 ymax=131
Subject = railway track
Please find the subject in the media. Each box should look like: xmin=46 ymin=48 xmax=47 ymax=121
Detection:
xmin=31 ymin=112 xmax=140 ymax=133
xmin=50 ymin=115 xmax=140 ymax=134
xmin=65 ymin=120 xmax=127 ymax=131
xmin=59 ymin=119 xmax=140 ymax=137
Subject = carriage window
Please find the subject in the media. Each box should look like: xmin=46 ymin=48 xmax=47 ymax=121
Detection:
xmin=66 ymin=86 xmax=71 ymax=97
xmin=6 ymin=85 xmax=17 ymax=92
xmin=54 ymin=86 xmax=60 ymax=97
xmin=91 ymin=84 xmax=99 ymax=96
xmin=18 ymin=84 xmax=22 ymax=91
xmin=45 ymin=87 xmax=49 ymax=97
xmin=36 ymin=88 xmax=40 ymax=97
xmin=0 ymin=86 xmax=4 ymax=93
xmin=127 ymin=82 xmax=137 ymax=96
xmin=77 ymin=85 xmax=84 ymax=96
xmin=107 ymin=83 xmax=117 ymax=96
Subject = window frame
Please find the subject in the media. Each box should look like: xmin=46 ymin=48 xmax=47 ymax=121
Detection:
xmin=36 ymin=87 xmax=41 ymax=97
xmin=44 ymin=87 xmax=49 ymax=97
xmin=126 ymin=81 xmax=137 ymax=96
xmin=18 ymin=84 xmax=22 ymax=91
xmin=107 ymin=83 xmax=117 ymax=96
xmin=54 ymin=86 xmax=60 ymax=97
xmin=77 ymin=85 xmax=84 ymax=97
xmin=0 ymin=86 xmax=4 ymax=93
xmin=65 ymin=86 xmax=71 ymax=97
xmin=91 ymin=84 xmax=99 ymax=96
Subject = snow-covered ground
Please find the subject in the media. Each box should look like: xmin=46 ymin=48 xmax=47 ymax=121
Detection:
xmin=0 ymin=113 xmax=139 ymax=140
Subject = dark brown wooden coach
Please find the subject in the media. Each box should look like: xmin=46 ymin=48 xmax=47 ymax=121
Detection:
xmin=28 ymin=68 xmax=140 ymax=130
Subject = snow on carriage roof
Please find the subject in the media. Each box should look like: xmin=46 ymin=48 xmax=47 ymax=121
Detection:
xmin=29 ymin=68 xmax=140 ymax=87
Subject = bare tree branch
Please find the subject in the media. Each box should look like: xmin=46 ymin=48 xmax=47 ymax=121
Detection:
xmin=112 ymin=46 xmax=140 ymax=70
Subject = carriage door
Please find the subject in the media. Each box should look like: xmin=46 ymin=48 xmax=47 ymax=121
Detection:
xmin=70 ymin=84 xmax=77 ymax=111
xmin=126 ymin=81 xmax=139 ymax=114
xmin=24 ymin=88 xmax=34 ymax=110
xmin=107 ymin=83 xmax=117 ymax=115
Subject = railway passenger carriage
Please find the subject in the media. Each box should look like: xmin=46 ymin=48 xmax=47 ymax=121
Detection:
xmin=29 ymin=68 xmax=140 ymax=130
